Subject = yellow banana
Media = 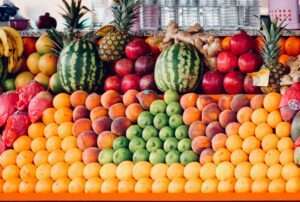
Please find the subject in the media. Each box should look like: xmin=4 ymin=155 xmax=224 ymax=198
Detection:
xmin=0 ymin=29 xmax=13 ymax=57
xmin=2 ymin=27 xmax=24 ymax=57
xmin=0 ymin=41 xmax=4 ymax=56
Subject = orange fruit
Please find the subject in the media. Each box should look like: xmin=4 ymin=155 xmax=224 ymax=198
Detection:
xmin=275 ymin=122 xmax=291 ymax=138
xmin=200 ymin=163 xmax=216 ymax=180
xmin=68 ymin=177 xmax=85 ymax=193
xmin=180 ymin=93 xmax=198 ymax=109
xmin=123 ymin=89 xmax=138 ymax=106
xmin=101 ymin=178 xmax=118 ymax=193
xmin=152 ymin=177 xmax=170 ymax=193
xmin=101 ymin=90 xmax=122 ymax=109
xmin=15 ymin=71 xmax=34 ymax=89
xmin=268 ymin=178 xmax=285 ymax=193
xmin=278 ymin=54 xmax=290 ymax=65
xmin=263 ymin=92 xmax=281 ymax=112
xmin=279 ymin=37 xmax=286 ymax=54
xmin=52 ymin=177 xmax=70 ymax=193
xmin=235 ymin=177 xmax=252 ymax=193
xmin=249 ymin=149 xmax=265 ymax=164
xmin=135 ymin=178 xmax=152 ymax=193
xmin=19 ymin=179 xmax=36 ymax=193
xmin=225 ymin=122 xmax=240 ymax=136
xmin=70 ymin=90 xmax=88 ymax=107
xmin=42 ymin=108 xmax=56 ymax=125
xmin=16 ymin=150 xmax=34 ymax=167
xmin=35 ymin=179 xmax=53 ymax=193
xmin=237 ymin=107 xmax=253 ymax=124
xmin=26 ymin=52 xmax=40 ymax=74
xmin=183 ymin=107 xmax=201 ymax=125
xmin=85 ymin=177 xmax=102 ymax=193
xmin=151 ymin=163 xmax=168 ymax=180
xmin=238 ymin=121 xmax=256 ymax=139
xmin=28 ymin=122 xmax=45 ymax=139
xmin=285 ymin=36 xmax=300 ymax=56
xmin=44 ymin=123 xmax=59 ymax=138
xmin=108 ymin=103 xmax=126 ymax=120
xmin=267 ymin=110 xmax=282 ymax=128
xmin=221 ymin=36 xmax=231 ymax=50
xmin=125 ymin=103 xmax=143 ymax=122
xmin=133 ymin=162 xmax=152 ymax=180
xmin=53 ymin=93 xmax=71 ymax=109
xmin=54 ymin=107 xmax=73 ymax=124
xmin=168 ymin=177 xmax=186 ymax=193
xmin=255 ymin=123 xmax=273 ymax=140
xmin=201 ymin=178 xmax=218 ymax=193
xmin=167 ymin=163 xmax=184 ymax=180
xmin=255 ymin=36 xmax=264 ymax=52
xmin=13 ymin=136 xmax=32 ymax=152
xmin=85 ymin=93 xmax=101 ymax=110
xmin=251 ymin=108 xmax=268 ymax=124
xmin=38 ymin=53 xmax=58 ymax=76
xmin=251 ymin=178 xmax=269 ymax=193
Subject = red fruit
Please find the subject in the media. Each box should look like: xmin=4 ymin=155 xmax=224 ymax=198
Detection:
xmin=238 ymin=52 xmax=262 ymax=73
xmin=22 ymin=37 xmax=37 ymax=56
xmin=104 ymin=76 xmax=122 ymax=92
xmin=139 ymin=74 xmax=156 ymax=90
xmin=135 ymin=55 xmax=155 ymax=75
xmin=145 ymin=36 xmax=162 ymax=56
xmin=28 ymin=91 xmax=53 ymax=123
xmin=230 ymin=31 xmax=254 ymax=55
xmin=0 ymin=138 xmax=6 ymax=154
xmin=0 ymin=91 xmax=19 ymax=127
xmin=223 ymin=71 xmax=245 ymax=94
xmin=125 ymin=39 xmax=150 ymax=60
xmin=217 ymin=51 xmax=238 ymax=73
xmin=295 ymin=137 xmax=300 ymax=147
xmin=114 ymin=58 xmax=134 ymax=76
xmin=280 ymin=82 xmax=300 ymax=108
xmin=202 ymin=71 xmax=224 ymax=94
xmin=121 ymin=74 xmax=140 ymax=93
xmin=243 ymin=75 xmax=261 ymax=94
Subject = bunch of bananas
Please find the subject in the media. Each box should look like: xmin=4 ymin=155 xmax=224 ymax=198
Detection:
xmin=0 ymin=26 xmax=24 ymax=80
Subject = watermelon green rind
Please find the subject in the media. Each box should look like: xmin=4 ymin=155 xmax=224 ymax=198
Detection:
xmin=291 ymin=111 xmax=300 ymax=141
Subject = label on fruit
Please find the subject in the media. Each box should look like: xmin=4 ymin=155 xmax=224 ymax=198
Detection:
xmin=288 ymin=99 xmax=300 ymax=111
xmin=250 ymin=68 xmax=270 ymax=87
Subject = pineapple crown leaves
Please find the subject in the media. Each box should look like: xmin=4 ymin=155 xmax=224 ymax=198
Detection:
xmin=111 ymin=0 xmax=140 ymax=32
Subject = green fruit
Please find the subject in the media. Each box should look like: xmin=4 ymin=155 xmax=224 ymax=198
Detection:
xmin=153 ymin=113 xmax=168 ymax=129
xmin=133 ymin=149 xmax=149 ymax=162
xmin=166 ymin=102 xmax=182 ymax=116
xmin=178 ymin=138 xmax=192 ymax=152
xmin=154 ymin=42 xmax=203 ymax=93
xmin=165 ymin=150 xmax=180 ymax=165
xmin=142 ymin=126 xmax=158 ymax=141
xmin=169 ymin=114 xmax=183 ymax=129
xmin=126 ymin=125 xmax=142 ymax=140
xmin=129 ymin=137 xmax=146 ymax=153
xmin=163 ymin=137 xmax=178 ymax=152
xmin=149 ymin=149 xmax=166 ymax=164
xmin=291 ymin=112 xmax=300 ymax=141
xmin=137 ymin=111 xmax=154 ymax=128
xmin=49 ymin=73 xmax=64 ymax=93
xmin=113 ymin=148 xmax=131 ymax=164
xmin=58 ymin=39 xmax=103 ymax=93
xmin=180 ymin=150 xmax=198 ymax=165
xmin=164 ymin=90 xmax=179 ymax=104
xmin=146 ymin=137 xmax=162 ymax=152
xmin=113 ymin=136 xmax=129 ymax=150
xmin=159 ymin=126 xmax=174 ymax=141
xmin=2 ymin=78 xmax=15 ymax=91
xmin=150 ymin=100 xmax=167 ymax=115
xmin=175 ymin=125 xmax=188 ymax=140
xmin=98 ymin=149 xmax=114 ymax=164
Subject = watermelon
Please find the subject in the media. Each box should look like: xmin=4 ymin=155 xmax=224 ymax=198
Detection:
xmin=154 ymin=42 xmax=203 ymax=93
xmin=49 ymin=73 xmax=64 ymax=94
xmin=58 ymin=39 xmax=103 ymax=93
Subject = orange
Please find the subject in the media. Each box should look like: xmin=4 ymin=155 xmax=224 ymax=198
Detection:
xmin=200 ymin=163 xmax=216 ymax=180
xmin=249 ymin=149 xmax=265 ymax=164
xmin=85 ymin=177 xmax=102 ymax=193
xmin=168 ymin=177 xmax=186 ymax=193
xmin=3 ymin=178 xmax=20 ymax=193
xmin=225 ymin=122 xmax=240 ymax=136
xmin=26 ymin=52 xmax=40 ymax=74
xmin=19 ymin=179 xmax=36 ymax=193
xmin=2 ymin=165 xmax=19 ymax=180
xmin=54 ymin=107 xmax=73 ymax=124
xmin=0 ymin=149 xmax=17 ymax=167
xmin=255 ymin=36 xmax=264 ymax=52
xmin=201 ymin=178 xmax=218 ymax=193
xmin=28 ymin=122 xmax=45 ymax=139
xmin=278 ymin=54 xmax=290 ymax=65
xmin=255 ymin=123 xmax=273 ymax=140
xmin=100 ymin=163 xmax=117 ymax=180
xmin=221 ymin=36 xmax=231 ymax=50
xmin=152 ymin=177 xmax=170 ymax=193
xmin=70 ymin=90 xmax=88 ymax=107
xmin=180 ymin=93 xmax=198 ymax=109
xmin=263 ymin=92 xmax=281 ymax=112
xmin=218 ymin=178 xmax=235 ymax=193
xmin=125 ymin=103 xmax=144 ymax=122
xmin=275 ymin=122 xmax=291 ymax=138
xmin=235 ymin=162 xmax=251 ymax=179
xmin=285 ymin=36 xmax=300 ymax=56
xmin=16 ymin=150 xmax=34 ymax=167
xmin=44 ymin=123 xmax=58 ymax=138
xmin=213 ymin=148 xmax=230 ymax=164
xmin=20 ymin=163 xmax=36 ymax=181
xmin=265 ymin=149 xmax=280 ymax=166
xmin=279 ymin=149 xmax=294 ymax=165
xmin=83 ymin=163 xmax=101 ymax=179
xmin=116 ymin=161 xmax=133 ymax=180
xmin=38 ymin=53 xmax=58 ymax=76
xmin=281 ymin=163 xmax=299 ymax=180
xmin=34 ymin=73 xmax=49 ymax=87
xmin=268 ymin=178 xmax=285 ymax=193
xmin=135 ymin=178 xmax=152 ymax=193
xmin=52 ymin=177 xmax=70 ymax=193
xmin=31 ymin=137 xmax=46 ymax=152
xmin=279 ymin=37 xmax=286 ymax=54
xmin=61 ymin=136 xmax=77 ymax=152
xmin=68 ymin=177 xmax=85 ymax=193
xmin=238 ymin=121 xmax=256 ymax=139
xmin=68 ymin=161 xmax=85 ymax=179
xmin=230 ymin=149 xmax=248 ymax=165
xmin=216 ymin=161 xmax=234 ymax=180
xmin=277 ymin=137 xmax=293 ymax=152
xmin=57 ymin=122 xmax=73 ymax=138
xmin=285 ymin=177 xmax=300 ymax=193
xmin=184 ymin=162 xmax=201 ymax=179
xmin=261 ymin=134 xmax=278 ymax=151
xmin=42 ymin=108 xmax=56 ymax=125
xmin=251 ymin=178 xmax=269 ymax=193
xmin=85 ymin=93 xmax=101 ymax=110
xmin=46 ymin=136 xmax=61 ymax=152
xmin=133 ymin=162 xmax=152 ymax=180
xmin=51 ymin=162 xmax=68 ymax=180
xmin=183 ymin=107 xmax=201 ymax=125
xmin=237 ymin=107 xmax=253 ymax=124
xmin=33 ymin=150 xmax=49 ymax=166
xmin=250 ymin=163 xmax=268 ymax=180
xmin=36 ymin=164 xmax=51 ymax=180
xmin=13 ymin=136 xmax=32 ymax=152
xmin=48 ymin=150 xmax=64 ymax=165
xmin=151 ymin=163 xmax=168 ymax=180
xmin=53 ymin=93 xmax=71 ymax=109
xmin=267 ymin=110 xmax=282 ymax=128
xmin=35 ymin=179 xmax=53 ymax=193
xmin=101 ymin=178 xmax=118 ymax=193
xmin=167 ymin=163 xmax=184 ymax=180
xmin=251 ymin=108 xmax=268 ymax=125
xmin=235 ymin=177 xmax=252 ymax=193
xmin=64 ymin=148 xmax=82 ymax=164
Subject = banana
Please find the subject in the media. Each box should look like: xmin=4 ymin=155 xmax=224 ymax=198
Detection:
xmin=0 ymin=42 xmax=4 ymax=56
xmin=2 ymin=27 xmax=23 ymax=57
xmin=0 ymin=29 xmax=13 ymax=57
xmin=7 ymin=48 xmax=19 ymax=73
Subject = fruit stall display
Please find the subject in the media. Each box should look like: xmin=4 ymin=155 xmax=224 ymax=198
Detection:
xmin=0 ymin=0 xmax=299 ymax=201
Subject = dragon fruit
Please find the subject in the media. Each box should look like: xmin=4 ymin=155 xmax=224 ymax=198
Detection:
xmin=280 ymin=83 xmax=300 ymax=121
xmin=28 ymin=91 xmax=53 ymax=123
xmin=0 ymin=91 xmax=19 ymax=127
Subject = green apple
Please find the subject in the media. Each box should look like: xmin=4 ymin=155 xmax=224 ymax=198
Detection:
xmin=180 ymin=150 xmax=198 ymax=165
xmin=113 ymin=136 xmax=129 ymax=150
xmin=165 ymin=150 xmax=180 ymax=165
xmin=133 ymin=149 xmax=149 ymax=162
xmin=129 ymin=137 xmax=146 ymax=153
xmin=150 ymin=100 xmax=167 ymax=115
xmin=163 ymin=137 xmax=178 ymax=152
xmin=177 ymin=138 xmax=192 ymax=152
xmin=142 ymin=126 xmax=158 ymax=141
xmin=153 ymin=113 xmax=168 ymax=129
xmin=126 ymin=125 xmax=142 ymax=140
xmin=137 ymin=112 xmax=154 ymax=128
xmin=164 ymin=90 xmax=179 ymax=104
xmin=98 ymin=148 xmax=113 ymax=164
xmin=175 ymin=125 xmax=188 ymax=140
xmin=159 ymin=126 xmax=174 ymax=141
xmin=146 ymin=137 xmax=163 ymax=152
xmin=149 ymin=149 xmax=166 ymax=164
xmin=169 ymin=114 xmax=183 ymax=129
xmin=113 ymin=148 xmax=132 ymax=164
xmin=166 ymin=102 xmax=182 ymax=116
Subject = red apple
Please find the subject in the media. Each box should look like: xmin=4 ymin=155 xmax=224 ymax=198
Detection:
xmin=104 ymin=76 xmax=121 ymax=92
xmin=238 ymin=52 xmax=262 ymax=73
xmin=217 ymin=51 xmax=238 ymax=73
xmin=223 ymin=71 xmax=245 ymax=94
xmin=140 ymin=74 xmax=156 ymax=90
xmin=243 ymin=75 xmax=261 ymax=94
xmin=121 ymin=74 xmax=141 ymax=93
xmin=135 ymin=55 xmax=155 ymax=75
xmin=114 ymin=58 xmax=134 ymax=76
xmin=230 ymin=31 xmax=254 ymax=56
xmin=295 ymin=137 xmax=300 ymax=147
xmin=125 ymin=38 xmax=150 ymax=60
xmin=202 ymin=71 xmax=224 ymax=94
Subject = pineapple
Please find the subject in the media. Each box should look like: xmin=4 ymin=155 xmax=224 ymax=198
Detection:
xmin=260 ymin=19 xmax=286 ymax=93
xmin=99 ymin=0 xmax=139 ymax=62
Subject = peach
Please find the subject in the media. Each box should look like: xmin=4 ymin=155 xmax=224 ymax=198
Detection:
xmin=188 ymin=121 xmax=206 ymax=139
xmin=230 ymin=94 xmax=250 ymax=112
xmin=90 ymin=106 xmax=108 ymax=122
xmin=92 ymin=117 xmax=112 ymax=134
xmin=225 ymin=122 xmax=240 ymax=136
xmin=136 ymin=90 xmax=159 ymax=110
xmin=218 ymin=109 xmax=236 ymax=127
xmin=97 ymin=131 xmax=116 ymax=149
xmin=111 ymin=117 xmax=131 ymax=136
xmin=77 ymin=130 xmax=97 ymax=150
xmin=73 ymin=105 xmax=89 ymax=121
xmin=211 ymin=133 xmax=227 ymax=151
xmin=108 ymin=103 xmax=126 ymax=120
xmin=82 ymin=147 xmax=100 ymax=164
xmin=250 ymin=95 xmax=264 ymax=109
xmin=199 ymin=148 xmax=213 ymax=165
xmin=205 ymin=121 xmax=224 ymax=139
xmin=72 ymin=118 xmax=92 ymax=137
xmin=196 ymin=95 xmax=214 ymax=111
xmin=218 ymin=95 xmax=232 ymax=111
xmin=192 ymin=136 xmax=211 ymax=154
xmin=101 ymin=90 xmax=122 ymax=109
xmin=70 ymin=90 xmax=88 ymax=107
xmin=123 ymin=89 xmax=139 ymax=106
xmin=202 ymin=103 xmax=221 ymax=124
xmin=85 ymin=93 xmax=101 ymax=110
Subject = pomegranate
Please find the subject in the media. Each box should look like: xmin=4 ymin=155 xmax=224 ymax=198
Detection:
xmin=238 ymin=52 xmax=262 ymax=73
xmin=230 ymin=31 xmax=254 ymax=56
xmin=202 ymin=71 xmax=224 ymax=94
xmin=140 ymin=74 xmax=156 ymax=90
xmin=125 ymin=38 xmax=150 ymax=60
xmin=104 ymin=76 xmax=122 ymax=92
xmin=243 ymin=75 xmax=261 ymax=94
xmin=217 ymin=51 xmax=238 ymax=73
xmin=121 ymin=74 xmax=141 ymax=93
xmin=135 ymin=55 xmax=155 ymax=75
xmin=114 ymin=58 xmax=134 ymax=76
xmin=223 ymin=71 xmax=245 ymax=94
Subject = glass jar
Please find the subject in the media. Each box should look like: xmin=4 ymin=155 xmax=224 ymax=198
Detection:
xmin=178 ymin=0 xmax=199 ymax=29
xmin=160 ymin=0 xmax=178 ymax=29
xmin=140 ymin=0 xmax=160 ymax=31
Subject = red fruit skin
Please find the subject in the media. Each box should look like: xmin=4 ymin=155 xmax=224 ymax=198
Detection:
xmin=223 ymin=71 xmax=245 ymax=94
xmin=295 ymin=137 xmax=300 ymax=147
xmin=22 ymin=37 xmax=37 ymax=56
xmin=243 ymin=75 xmax=261 ymax=94
xmin=28 ymin=91 xmax=53 ymax=123
xmin=139 ymin=74 xmax=156 ymax=91
xmin=104 ymin=76 xmax=122 ymax=92
xmin=217 ymin=51 xmax=238 ymax=73
xmin=0 ymin=138 xmax=6 ymax=153
xmin=238 ymin=52 xmax=262 ymax=73
xmin=114 ymin=58 xmax=134 ymax=76
xmin=135 ymin=55 xmax=155 ymax=75
xmin=280 ymin=82 xmax=300 ymax=108
xmin=0 ymin=91 xmax=19 ymax=127
xmin=121 ymin=74 xmax=141 ymax=93
xmin=202 ymin=71 xmax=224 ymax=94
xmin=125 ymin=39 xmax=150 ymax=60
xmin=230 ymin=31 xmax=254 ymax=55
